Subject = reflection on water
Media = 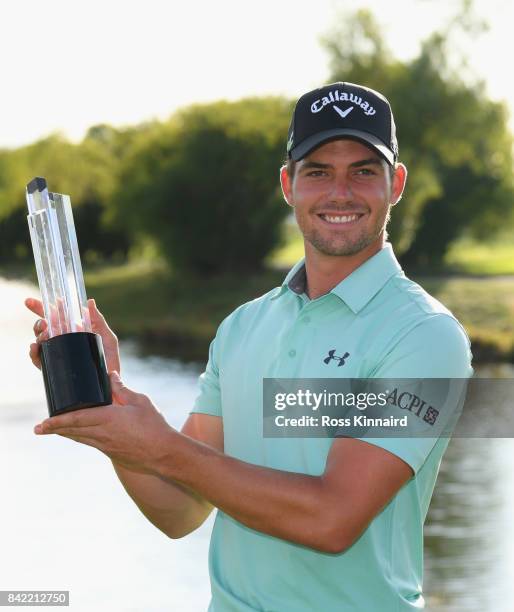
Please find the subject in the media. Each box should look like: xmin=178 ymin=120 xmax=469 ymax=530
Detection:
xmin=1 ymin=277 xmax=514 ymax=611
xmin=424 ymin=363 xmax=514 ymax=612
xmin=425 ymin=437 xmax=514 ymax=611
xmin=0 ymin=278 xmax=212 ymax=611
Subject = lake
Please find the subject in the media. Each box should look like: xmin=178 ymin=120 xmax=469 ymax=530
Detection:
xmin=1 ymin=277 xmax=513 ymax=611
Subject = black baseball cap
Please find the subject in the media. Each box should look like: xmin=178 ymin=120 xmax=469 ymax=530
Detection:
xmin=286 ymin=82 xmax=398 ymax=165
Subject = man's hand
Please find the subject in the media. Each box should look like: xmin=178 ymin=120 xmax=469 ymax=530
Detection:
xmin=25 ymin=297 xmax=121 ymax=374
xmin=34 ymin=372 xmax=175 ymax=475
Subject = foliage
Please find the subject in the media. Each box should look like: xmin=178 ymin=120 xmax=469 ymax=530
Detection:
xmin=320 ymin=5 xmax=514 ymax=264
xmin=112 ymin=97 xmax=292 ymax=275
xmin=82 ymin=259 xmax=514 ymax=363
xmin=0 ymin=130 xmax=135 ymax=263
xmin=1 ymin=2 xmax=512 ymax=273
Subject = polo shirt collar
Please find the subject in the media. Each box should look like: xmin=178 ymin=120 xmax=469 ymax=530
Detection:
xmin=330 ymin=243 xmax=403 ymax=313
xmin=270 ymin=257 xmax=306 ymax=300
xmin=272 ymin=243 xmax=403 ymax=313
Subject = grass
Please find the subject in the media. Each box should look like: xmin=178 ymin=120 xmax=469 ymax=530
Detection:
xmin=419 ymin=277 xmax=514 ymax=362
xmin=83 ymin=257 xmax=514 ymax=364
xmin=267 ymin=223 xmax=304 ymax=268
xmin=445 ymin=239 xmax=514 ymax=276
xmin=85 ymin=260 xmax=284 ymax=361
xmin=268 ymin=226 xmax=514 ymax=276
xmin=4 ymin=232 xmax=514 ymax=363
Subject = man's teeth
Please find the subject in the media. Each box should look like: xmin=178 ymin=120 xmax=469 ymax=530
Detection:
xmin=321 ymin=214 xmax=360 ymax=224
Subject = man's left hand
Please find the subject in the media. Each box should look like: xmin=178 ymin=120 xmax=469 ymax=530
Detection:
xmin=34 ymin=372 xmax=175 ymax=475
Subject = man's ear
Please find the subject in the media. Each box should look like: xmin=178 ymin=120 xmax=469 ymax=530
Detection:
xmin=280 ymin=165 xmax=294 ymax=207
xmin=390 ymin=163 xmax=408 ymax=206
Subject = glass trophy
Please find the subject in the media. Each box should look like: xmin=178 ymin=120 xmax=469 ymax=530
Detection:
xmin=26 ymin=177 xmax=112 ymax=417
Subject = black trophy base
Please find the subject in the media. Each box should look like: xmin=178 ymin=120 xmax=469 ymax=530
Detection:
xmin=40 ymin=332 xmax=112 ymax=417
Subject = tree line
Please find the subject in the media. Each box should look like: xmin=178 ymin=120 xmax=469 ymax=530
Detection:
xmin=1 ymin=8 xmax=512 ymax=276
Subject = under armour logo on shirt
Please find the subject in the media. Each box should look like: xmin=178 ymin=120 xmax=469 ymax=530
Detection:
xmin=323 ymin=350 xmax=350 ymax=367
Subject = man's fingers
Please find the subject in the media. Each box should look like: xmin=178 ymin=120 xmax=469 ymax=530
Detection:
xmin=26 ymin=298 xmax=48 ymax=340
xmin=29 ymin=343 xmax=41 ymax=368
xmin=88 ymin=298 xmax=110 ymax=332
xmin=36 ymin=406 xmax=110 ymax=433
xmin=51 ymin=427 xmax=102 ymax=438
xmin=36 ymin=330 xmax=49 ymax=343
xmin=55 ymin=433 xmax=104 ymax=451
xmin=26 ymin=300 xmax=47 ymax=371
xmin=87 ymin=298 xmax=121 ymax=374
xmin=24 ymin=297 xmax=44 ymax=318
xmin=33 ymin=319 xmax=47 ymax=337
xmin=110 ymin=371 xmax=143 ymax=406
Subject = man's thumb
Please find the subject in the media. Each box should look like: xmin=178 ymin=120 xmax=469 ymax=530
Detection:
xmin=109 ymin=371 xmax=139 ymax=405
xmin=88 ymin=298 xmax=107 ymax=331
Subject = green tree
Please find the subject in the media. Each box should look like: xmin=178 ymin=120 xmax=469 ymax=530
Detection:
xmin=321 ymin=5 xmax=514 ymax=265
xmin=113 ymin=97 xmax=292 ymax=276
xmin=0 ymin=130 xmax=135 ymax=264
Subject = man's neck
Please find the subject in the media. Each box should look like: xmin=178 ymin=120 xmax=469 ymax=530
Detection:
xmin=304 ymin=238 xmax=385 ymax=300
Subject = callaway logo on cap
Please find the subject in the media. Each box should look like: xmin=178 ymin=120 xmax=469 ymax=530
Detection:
xmin=287 ymin=82 xmax=398 ymax=165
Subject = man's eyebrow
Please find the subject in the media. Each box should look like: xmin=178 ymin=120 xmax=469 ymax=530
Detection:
xmin=299 ymin=158 xmax=384 ymax=171
xmin=299 ymin=161 xmax=331 ymax=171
xmin=349 ymin=158 xmax=383 ymax=168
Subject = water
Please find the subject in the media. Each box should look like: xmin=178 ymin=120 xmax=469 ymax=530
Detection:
xmin=1 ymin=277 xmax=514 ymax=611
xmin=0 ymin=278 xmax=211 ymax=611
xmin=424 ymin=437 xmax=514 ymax=611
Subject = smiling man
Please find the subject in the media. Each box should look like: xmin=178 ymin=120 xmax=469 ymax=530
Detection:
xmin=27 ymin=82 xmax=473 ymax=611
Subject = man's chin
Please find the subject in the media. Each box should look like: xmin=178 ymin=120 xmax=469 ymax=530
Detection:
xmin=318 ymin=246 xmax=366 ymax=257
xmin=309 ymin=238 xmax=372 ymax=257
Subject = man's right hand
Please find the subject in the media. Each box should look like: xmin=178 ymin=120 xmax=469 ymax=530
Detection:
xmin=24 ymin=297 xmax=121 ymax=375
xmin=25 ymin=296 xmax=222 ymax=538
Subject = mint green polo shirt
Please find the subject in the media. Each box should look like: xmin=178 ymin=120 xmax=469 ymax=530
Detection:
xmin=191 ymin=243 xmax=473 ymax=612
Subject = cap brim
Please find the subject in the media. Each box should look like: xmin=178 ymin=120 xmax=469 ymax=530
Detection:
xmin=290 ymin=128 xmax=395 ymax=165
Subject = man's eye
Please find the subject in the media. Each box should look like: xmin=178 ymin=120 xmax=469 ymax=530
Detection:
xmin=306 ymin=170 xmax=327 ymax=177
xmin=355 ymin=168 xmax=375 ymax=176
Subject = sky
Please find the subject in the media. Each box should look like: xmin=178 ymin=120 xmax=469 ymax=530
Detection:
xmin=2 ymin=0 xmax=513 ymax=148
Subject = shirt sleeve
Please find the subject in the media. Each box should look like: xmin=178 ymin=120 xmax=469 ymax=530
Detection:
xmin=352 ymin=314 xmax=473 ymax=475
xmin=189 ymin=328 xmax=224 ymax=418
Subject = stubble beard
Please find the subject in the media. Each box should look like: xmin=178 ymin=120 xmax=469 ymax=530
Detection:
xmin=296 ymin=206 xmax=392 ymax=257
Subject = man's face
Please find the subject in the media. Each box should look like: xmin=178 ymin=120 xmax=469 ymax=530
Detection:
xmin=281 ymin=139 xmax=406 ymax=257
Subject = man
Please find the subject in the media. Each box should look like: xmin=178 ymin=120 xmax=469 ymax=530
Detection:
xmin=26 ymin=82 xmax=473 ymax=611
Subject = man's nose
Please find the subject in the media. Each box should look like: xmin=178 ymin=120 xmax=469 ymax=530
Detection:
xmin=328 ymin=175 xmax=353 ymax=202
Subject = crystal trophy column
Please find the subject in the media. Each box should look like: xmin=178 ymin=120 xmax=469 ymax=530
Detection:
xmin=26 ymin=177 xmax=112 ymax=417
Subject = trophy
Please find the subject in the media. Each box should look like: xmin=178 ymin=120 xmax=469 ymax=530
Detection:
xmin=26 ymin=177 xmax=112 ymax=417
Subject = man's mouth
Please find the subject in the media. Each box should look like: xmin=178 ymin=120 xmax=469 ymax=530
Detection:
xmin=317 ymin=213 xmax=365 ymax=225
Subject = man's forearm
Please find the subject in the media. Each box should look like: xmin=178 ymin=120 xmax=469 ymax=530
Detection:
xmin=153 ymin=433 xmax=339 ymax=552
xmin=112 ymin=461 xmax=212 ymax=538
